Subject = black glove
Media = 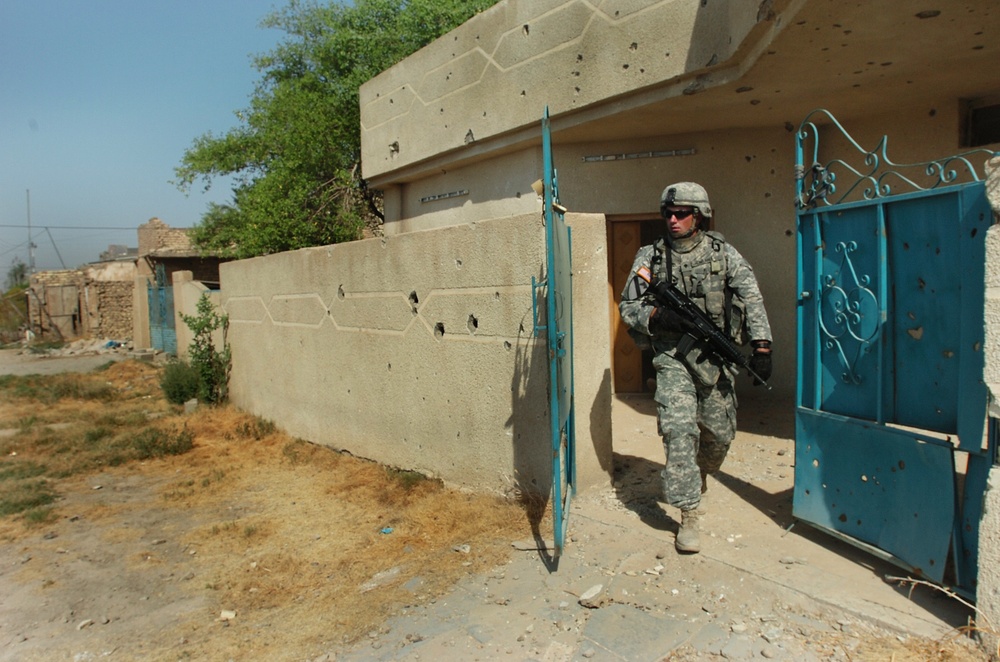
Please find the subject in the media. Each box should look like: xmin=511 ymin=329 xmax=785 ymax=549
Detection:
xmin=748 ymin=339 xmax=772 ymax=385
xmin=649 ymin=306 xmax=688 ymax=333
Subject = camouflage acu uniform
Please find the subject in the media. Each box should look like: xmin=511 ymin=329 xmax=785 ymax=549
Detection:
xmin=619 ymin=231 xmax=771 ymax=511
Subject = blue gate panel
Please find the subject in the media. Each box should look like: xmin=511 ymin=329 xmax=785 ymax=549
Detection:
xmin=794 ymin=108 xmax=996 ymax=597
xmin=887 ymin=192 xmax=964 ymax=435
xmin=793 ymin=408 xmax=955 ymax=583
xmin=812 ymin=205 xmax=885 ymax=422
xmin=147 ymin=282 xmax=178 ymax=356
xmin=163 ymin=286 xmax=177 ymax=356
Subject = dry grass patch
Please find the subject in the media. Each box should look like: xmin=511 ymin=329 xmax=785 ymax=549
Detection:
xmin=0 ymin=361 xmax=540 ymax=660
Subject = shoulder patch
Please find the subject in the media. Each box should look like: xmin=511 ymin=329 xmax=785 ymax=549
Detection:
xmin=636 ymin=265 xmax=653 ymax=284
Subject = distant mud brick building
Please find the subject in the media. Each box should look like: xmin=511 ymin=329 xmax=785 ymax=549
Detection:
xmin=27 ymin=270 xmax=86 ymax=340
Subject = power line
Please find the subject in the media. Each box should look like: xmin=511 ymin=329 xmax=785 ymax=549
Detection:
xmin=0 ymin=224 xmax=144 ymax=230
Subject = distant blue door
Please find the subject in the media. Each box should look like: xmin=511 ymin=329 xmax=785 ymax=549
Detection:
xmin=794 ymin=110 xmax=997 ymax=596
xmin=147 ymin=265 xmax=177 ymax=355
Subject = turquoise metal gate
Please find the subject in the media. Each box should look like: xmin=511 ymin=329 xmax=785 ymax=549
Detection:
xmin=532 ymin=107 xmax=576 ymax=557
xmin=148 ymin=264 xmax=177 ymax=356
xmin=794 ymin=109 xmax=997 ymax=595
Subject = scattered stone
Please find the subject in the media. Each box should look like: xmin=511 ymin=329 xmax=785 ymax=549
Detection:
xmin=721 ymin=634 xmax=753 ymax=659
xmin=582 ymin=648 xmax=596 ymax=658
xmin=468 ymin=624 xmax=492 ymax=644
xmin=761 ymin=642 xmax=780 ymax=658
xmin=779 ymin=556 xmax=807 ymax=565
xmin=452 ymin=544 xmax=471 ymax=554
xmin=43 ymin=532 xmax=57 ymax=540
xmin=77 ymin=619 xmax=94 ymax=630
xmin=219 ymin=610 xmax=237 ymax=621
xmin=92 ymin=485 xmax=102 ymax=490
xmin=731 ymin=621 xmax=748 ymax=634
xmin=360 ymin=566 xmax=401 ymax=593
xmin=184 ymin=399 xmax=199 ymax=414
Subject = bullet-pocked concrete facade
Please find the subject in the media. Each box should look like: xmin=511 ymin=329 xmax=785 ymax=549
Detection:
xmin=223 ymin=0 xmax=1000 ymax=636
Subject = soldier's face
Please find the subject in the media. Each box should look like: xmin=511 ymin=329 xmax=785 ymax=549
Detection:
xmin=664 ymin=207 xmax=698 ymax=238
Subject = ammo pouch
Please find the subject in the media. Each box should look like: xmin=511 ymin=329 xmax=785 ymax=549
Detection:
xmin=675 ymin=333 xmax=724 ymax=386
xmin=727 ymin=295 xmax=749 ymax=347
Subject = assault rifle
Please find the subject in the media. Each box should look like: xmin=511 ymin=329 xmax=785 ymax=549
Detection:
xmin=644 ymin=278 xmax=772 ymax=389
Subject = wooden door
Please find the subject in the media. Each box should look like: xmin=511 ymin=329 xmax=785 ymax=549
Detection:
xmin=608 ymin=216 xmax=660 ymax=393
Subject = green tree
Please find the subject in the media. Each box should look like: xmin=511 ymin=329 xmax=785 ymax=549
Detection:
xmin=175 ymin=0 xmax=496 ymax=259
xmin=179 ymin=293 xmax=231 ymax=405
xmin=5 ymin=257 xmax=28 ymax=291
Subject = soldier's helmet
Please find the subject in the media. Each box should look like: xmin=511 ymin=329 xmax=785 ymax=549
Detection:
xmin=660 ymin=182 xmax=712 ymax=218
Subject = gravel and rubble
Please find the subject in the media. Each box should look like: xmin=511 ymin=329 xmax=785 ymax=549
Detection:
xmin=330 ymin=394 xmax=986 ymax=661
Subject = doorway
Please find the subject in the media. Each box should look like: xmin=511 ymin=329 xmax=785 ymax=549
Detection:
xmin=607 ymin=214 xmax=661 ymax=394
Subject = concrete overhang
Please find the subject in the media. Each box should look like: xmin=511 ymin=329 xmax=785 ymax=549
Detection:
xmin=360 ymin=0 xmax=1000 ymax=188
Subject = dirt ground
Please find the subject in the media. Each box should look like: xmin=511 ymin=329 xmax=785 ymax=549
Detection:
xmin=0 ymin=354 xmax=526 ymax=661
xmin=0 ymin=349 xmax=991 ymax=661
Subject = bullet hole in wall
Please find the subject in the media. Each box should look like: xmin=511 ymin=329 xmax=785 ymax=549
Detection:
xmin=409 ymin=291 xmax=419 ymax=314
xmin=468 ymin=314 xmax=479 ymax=334
xmin=337 ymin=285 xmax=346 ymax=300
xmin=434 ymin=323 xmax=445 ymax=339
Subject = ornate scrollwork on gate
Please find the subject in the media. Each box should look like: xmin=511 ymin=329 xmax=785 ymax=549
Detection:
xmin=795 ymin=108 xmax=997 ymax=209
xmin=818 ymin=241 xmax=880 ymax=384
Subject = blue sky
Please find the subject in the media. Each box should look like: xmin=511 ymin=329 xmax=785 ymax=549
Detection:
xmin=0 ymin=0 xmax=289 ymax=273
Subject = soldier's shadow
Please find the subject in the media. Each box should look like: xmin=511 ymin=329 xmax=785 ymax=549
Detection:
xmin=611 ymin=453 xmax=678 ymax=534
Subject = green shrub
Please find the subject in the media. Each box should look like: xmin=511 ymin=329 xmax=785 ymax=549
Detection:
xmin=0 ymin=479 xmax=56 ymax=516
xmin=180 ymin=293 xmax=231 ymax=405
xmin=131 ymin=427 xmax=194 ymax=460
xmin=160 ymin=360 xmax=200 ymax=405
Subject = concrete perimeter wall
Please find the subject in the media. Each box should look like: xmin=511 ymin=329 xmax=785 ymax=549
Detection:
xmin=979 ymin=156 xmax=1000 ymax=653
xmin=220 ymin=212 xmax=613 ymax=495
xmin=171 ymin=271 xmax=223 ymax=363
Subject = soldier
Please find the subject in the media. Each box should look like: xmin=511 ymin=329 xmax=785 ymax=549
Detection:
xmin=619 ymin=182 xmax=772 ymax=553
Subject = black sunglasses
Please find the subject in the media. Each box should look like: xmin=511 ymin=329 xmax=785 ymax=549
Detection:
xmin=663 ymin=208 xmax=695 ymax=220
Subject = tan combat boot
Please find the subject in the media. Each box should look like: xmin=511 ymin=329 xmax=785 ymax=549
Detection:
xmin=676 ymin=508 xmax=702 ymax=553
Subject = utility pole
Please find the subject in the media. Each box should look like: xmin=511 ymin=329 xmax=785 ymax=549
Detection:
xmin=26 ymin=189 xmax=36 ymax=274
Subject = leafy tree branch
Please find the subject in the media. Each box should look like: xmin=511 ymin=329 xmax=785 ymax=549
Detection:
xmin=176 ymin=0 xmax=496 ymax=259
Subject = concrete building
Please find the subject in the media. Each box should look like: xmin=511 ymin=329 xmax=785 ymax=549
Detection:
xmin=358 ymin=0 xmax=999 ymax=402
xmin=221 ymin=0 xmax=1000 ymax=637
